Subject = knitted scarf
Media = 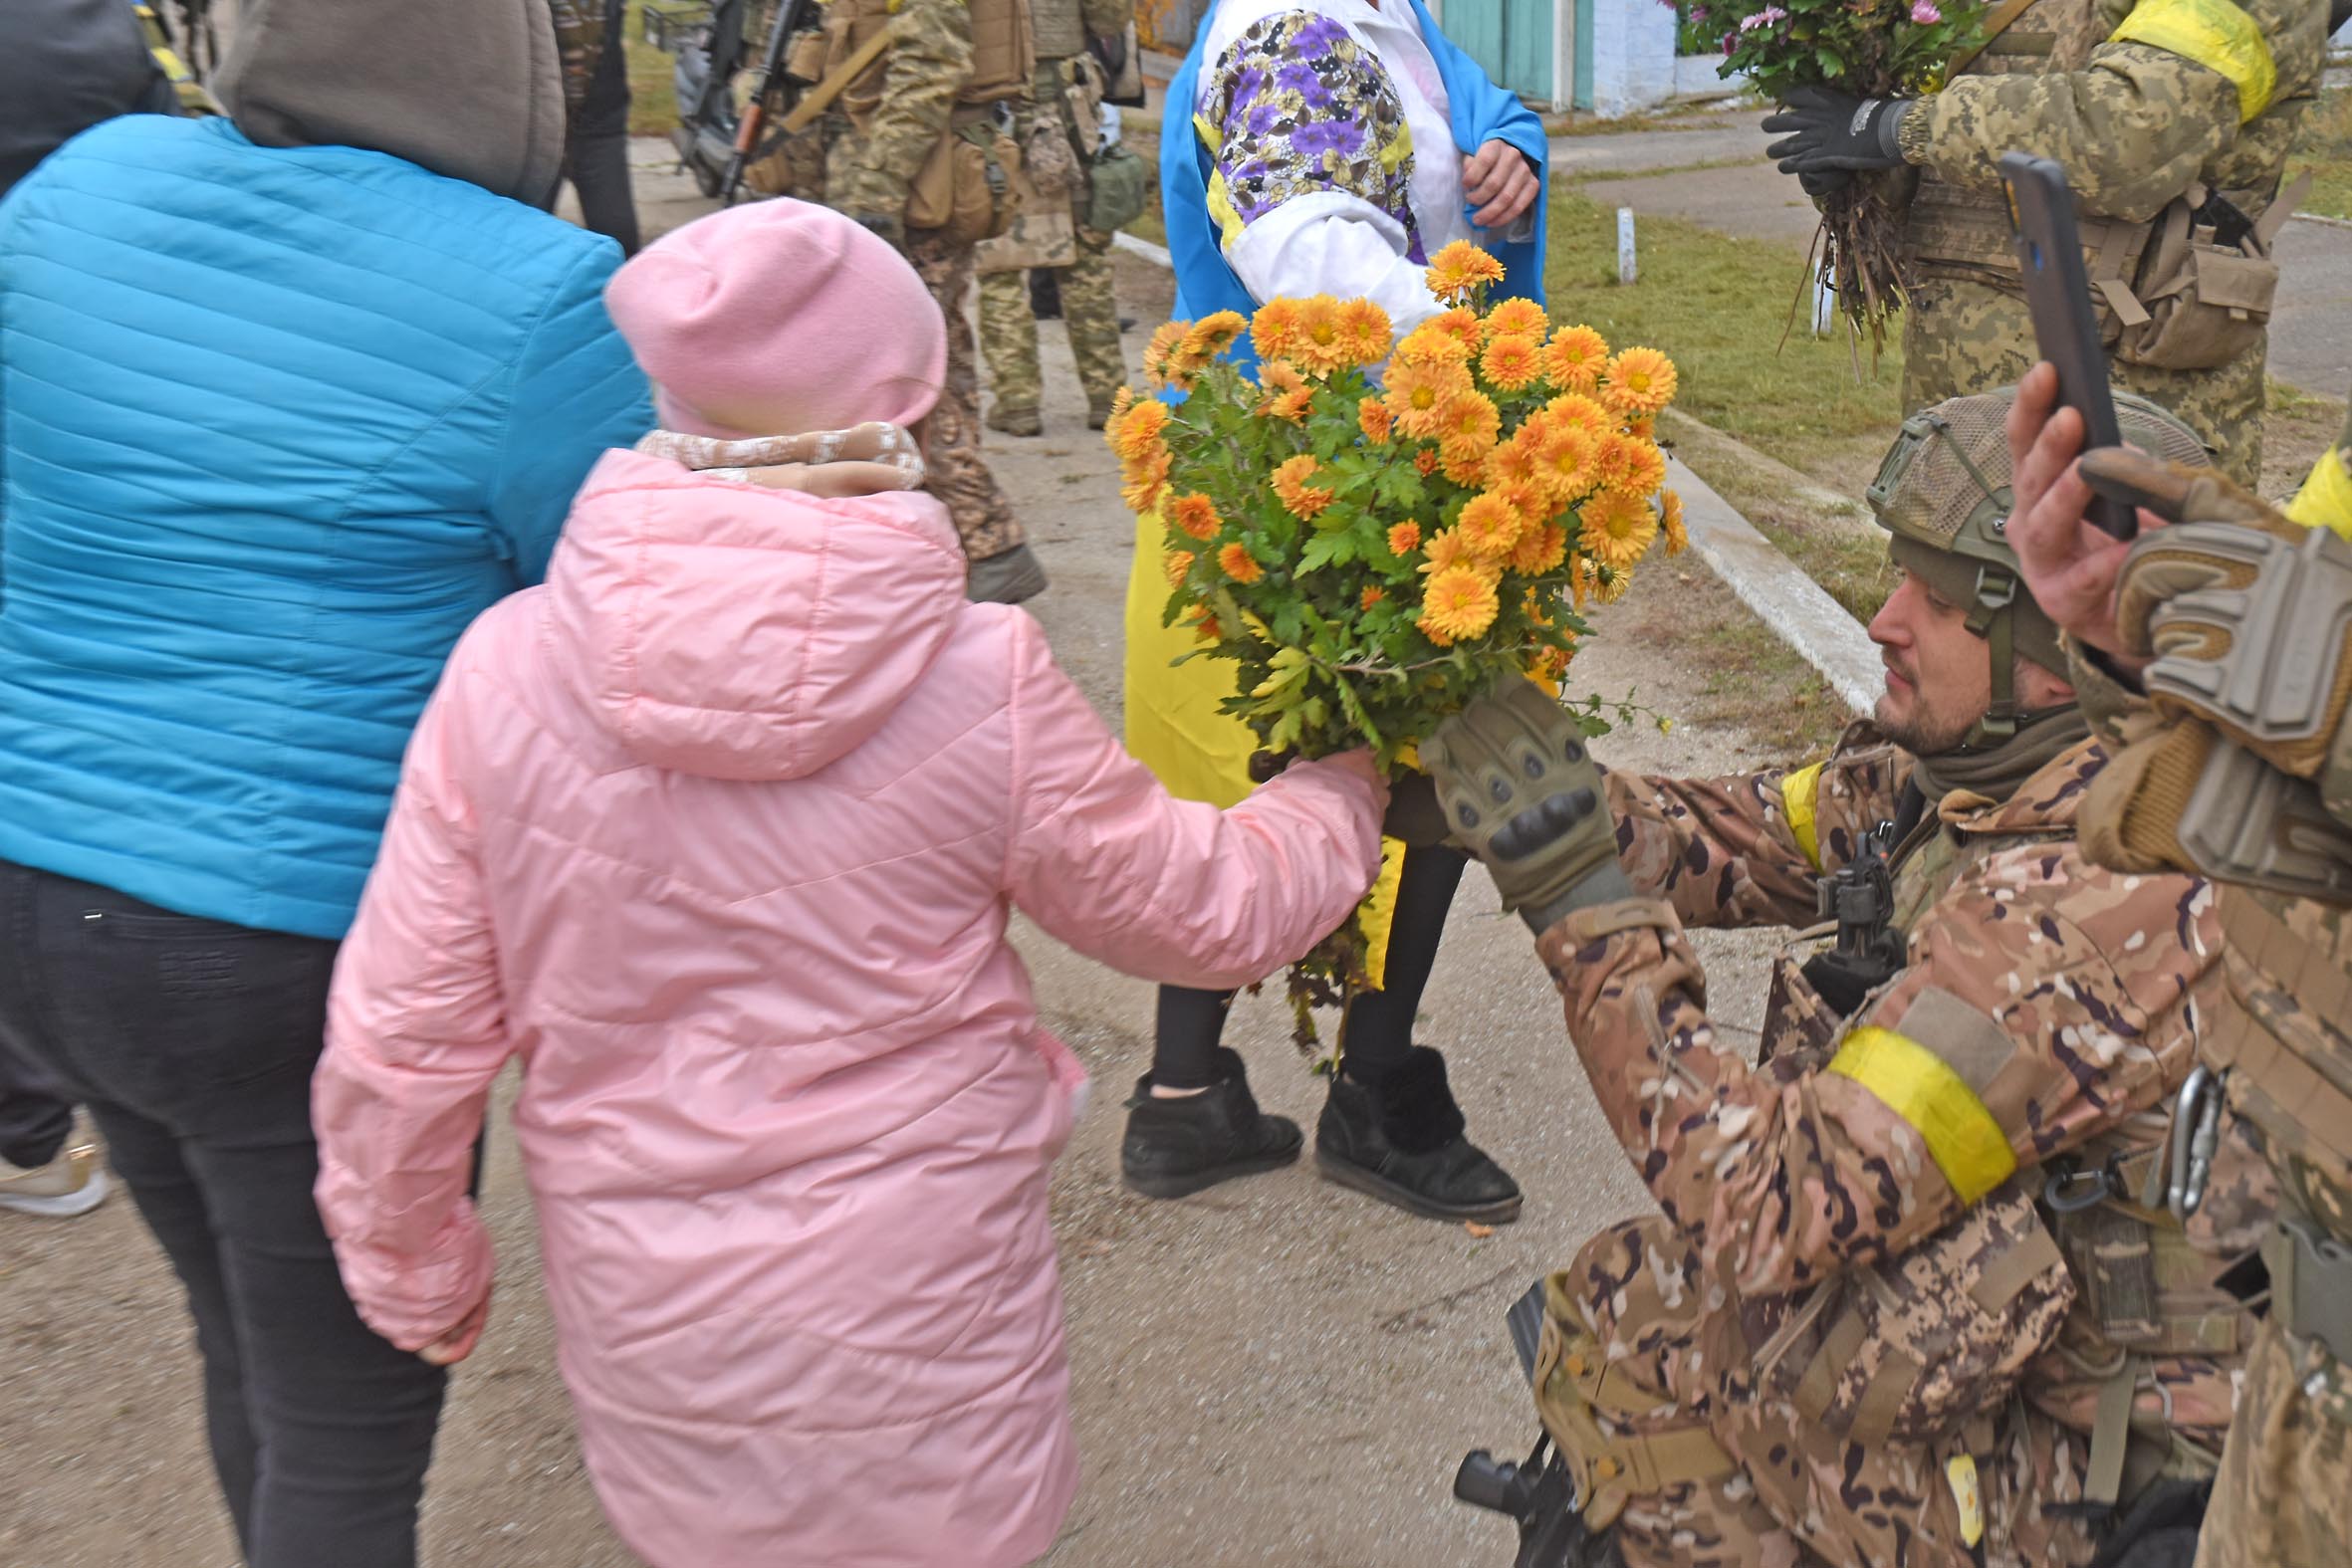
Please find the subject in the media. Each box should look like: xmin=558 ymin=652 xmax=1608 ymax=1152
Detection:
xmin=1910 ymin=703 xmax=2093 ymax=808
xmin=635 ymin=422 xmax=926 ymax=498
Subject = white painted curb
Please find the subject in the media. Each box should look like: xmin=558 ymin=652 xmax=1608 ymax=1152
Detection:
xmin=1668 ymin=455 xmax=1881 ymax=714
xmin=1106 ymin=231 xmax=1882 ymax=713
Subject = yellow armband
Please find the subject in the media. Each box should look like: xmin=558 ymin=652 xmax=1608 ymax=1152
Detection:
xmin=2110 ymin=0 xmax=2278 ymax=122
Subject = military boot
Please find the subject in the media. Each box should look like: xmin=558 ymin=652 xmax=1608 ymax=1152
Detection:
xmin=1316 ymin=1045 xmax=1522 ymax=1224
xmin=966 ymin=543 xmax=1049 ymax=604
xmin=1085 ymin=397 xmax=1116 ymax=432
xmin=1120 ymin=1047 xmax=1302 ymax=1198
xmin=987 ymin=403 xmax=1045 ymax=438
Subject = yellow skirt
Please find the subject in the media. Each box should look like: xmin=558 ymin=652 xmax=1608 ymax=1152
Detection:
xmin=1121 ymin=513 xmax=1405 ymax=986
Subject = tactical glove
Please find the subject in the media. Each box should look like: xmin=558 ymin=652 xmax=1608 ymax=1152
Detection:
xmin=1422 ymin=682 xmax=1633 ymax=933
xmin=1762 ymin=87 xmax=1913 ymax=178
xmin=2087 ymin=448 xmax=2352 ymax=824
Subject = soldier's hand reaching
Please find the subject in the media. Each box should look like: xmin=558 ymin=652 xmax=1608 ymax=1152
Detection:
xmin=1422 ymin=682 xmax=1632 ymax=933
xmin=1462 ymin=139 xmax=1539 ymax=231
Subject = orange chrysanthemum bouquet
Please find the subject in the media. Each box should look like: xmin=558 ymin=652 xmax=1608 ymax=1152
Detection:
xmin=1106 ymin=241 xmax=1687 ymax=1033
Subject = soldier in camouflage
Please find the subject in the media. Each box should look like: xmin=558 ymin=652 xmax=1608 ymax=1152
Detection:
xmin=1427 ymin=389 xmax=2269 ymax=1568
xmin=974 ymin=0 xmax=1133 ymax=436
xmin=1758 ymin=0 xmax=2328 ymax=485
xmin=2006 ymin=366 xmax=2352 ymax=1568
xmin=807 ymin=0 xmax=1051 ymax=602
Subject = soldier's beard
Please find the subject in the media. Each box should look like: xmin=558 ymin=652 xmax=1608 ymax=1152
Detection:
xmin=1874 ymin=654 xmax=1981 ymax=758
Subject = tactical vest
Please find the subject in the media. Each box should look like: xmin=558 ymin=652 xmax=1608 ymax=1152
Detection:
xmin=1030 ymin=0 xmax=1086 ymax=63
xmin=823 ymin=0 xmax=1035 ymax=124
xmin=2200 ymin=887 xmax=2352 ymax=1378
xmin=1903 ymin=0 xmax=2297 ymax=373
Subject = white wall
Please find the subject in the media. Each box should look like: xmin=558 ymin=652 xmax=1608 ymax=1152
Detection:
xmin=1588 ymin=0 xmax=1679 ymax=114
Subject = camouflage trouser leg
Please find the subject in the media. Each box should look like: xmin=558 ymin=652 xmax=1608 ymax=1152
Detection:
xmin=1561 ymin=1217 xmax=2101 ymax=1568
xmin=1902 ymin=279 xmax=2266 ymax=487
xmin=907 ymin=234 xmax=1025 ymax=561
xmin=977 ymin=267 xmax=1043 ymax=420
xmin=1063 ymin=226 xmax=1125 ymax=416
xmin=2194 ymin=1317 xmax=2352 ymax=1568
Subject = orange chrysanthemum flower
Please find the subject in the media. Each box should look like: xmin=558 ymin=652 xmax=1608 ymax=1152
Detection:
xmin=1107 ymin=385 xmax=1135 ymax=424
xmin=1419 ymin=563 xmax=1502 ymax=643
xmin=1528 ymin=642 xmax=1571 ymax=684
xmin=1544 ymin=392 xmax=1612 ymax=442
xmin=1294 ymin=295 xmax=1349 ymax=375
xmin=1336 ymin=298 xmax=1393 ymax=364
xmin=1543 ymin=325 xmax=1610 ymax=393
xmin=1414 ymin=447 xmax=1442 ymax=477
xmin=1580 ymin=487 xmax=1660 ymax=570
xmin=1411 ymin=526 xmax=1467 ymax=575
xmin=1625 ymin=412 xmax=1658 ymax=441
xmin=1121 ymin=447 xmax=1171 ymax=513
xmin=1440 ymin=443 xmax=1488 ymax=488
xmin=1510 ymin=521 xmax=1570 ymax=574
xmin=1425 ymin=240 xmax=1508 ymax=305
xmin=1218 ymin=542 xmax=1265 ymax=583
xmin=1110 ymin=398 xmax=1170 ymax=463
xmin=1257 ymin=359 xmax=1313 ymax=422
xmin=1360 ymin=585 xmax=1387 ymax=609
xmin=1387 ymin=520 xmax=1422 ymax=557
xmin=1358 ymin=395 xmax=1395 ymax=445
xmin=1479 ymin=333 xmax=1544 ymax=393
xmin=1181 ymin=310 xmax=1248 ymax=361
xmin=1498 ymin=480 xmax=1552 ymax=530
xmin=1534 ymin=425 xmax=1597 ymax=502
xmin=1590 ymin=559 xmax=1631 ymax=602
xmin=1385 ymin=356 xmax=1473 ymax=439
xmin=1610 ymin=437 xmax=1668 ymax=500
xmin=1487 ymin=429 xmax=1546 ymax=491
xmin=1591 ymin=431 xmax=1638 ymax=492
xmin=1170 ymin=493 xmax=1222 ymax=541
xmin=1435 ymin=389 xmax=1501 ymax=455
xmin=1272 ymin=453 xmax=1335 ymax=520
xmin=1427 ymin=307 xmax=1485 ymax=356
xmin=1143 ymin=321 xmax=1189 ymax=386
xmin=1483 ymin=298 xmax=1549 ymax=342
xmin=1456 ymin=492 xmax=1528 ymax=559
xmin=1661 ymin=489 xmax=1689 ymax=556
xmin=1602 ymin=345 xmax=1679 ymax=415
xmin=1163 ymin=549 xmax=1194 ymax=587
xmin=1251 ymin=299 xmax=1303 ymax=362
xmin=1395 ymin=323 xmax=1473 ymax=367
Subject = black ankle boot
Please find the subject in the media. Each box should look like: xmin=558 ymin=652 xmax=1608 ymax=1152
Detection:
xmin=1121 ymin=1047 xmax=1303 ymax=1199
xmin=1315 ymin=1045 xmax=1523 ymax=1224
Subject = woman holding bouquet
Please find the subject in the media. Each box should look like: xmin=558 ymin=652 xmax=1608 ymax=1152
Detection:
xmin=1116 ymin=0 xmax=1548 ymax=1223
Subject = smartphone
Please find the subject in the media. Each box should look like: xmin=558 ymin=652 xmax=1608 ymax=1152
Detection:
xmin=1999 ymin=152 xmax=2139 ymax=541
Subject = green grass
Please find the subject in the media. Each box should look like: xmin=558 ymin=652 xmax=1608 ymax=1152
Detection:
xmin=624 ymin=0 xmax=684 ymax=136
xmin=1542 ymin=189 xmax=1905 ymax=455
xmin=2291 ymin=89 xmax=2352 ymax=221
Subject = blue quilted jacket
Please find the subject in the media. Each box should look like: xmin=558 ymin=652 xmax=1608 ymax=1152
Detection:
xmin=0 ymin=114 xmax=652 ymax=939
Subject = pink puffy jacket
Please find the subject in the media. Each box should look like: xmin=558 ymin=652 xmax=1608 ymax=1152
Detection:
xmin=312 ymin=450 xmax=1384 ymax=1568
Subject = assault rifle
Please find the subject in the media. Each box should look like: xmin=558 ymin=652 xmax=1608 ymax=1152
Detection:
xmin=1453 ymin=1283 xmax=1618 ymax=1568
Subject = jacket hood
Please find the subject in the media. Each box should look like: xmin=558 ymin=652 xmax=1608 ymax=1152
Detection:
xmin=215 ymin=0 xmax=565 ymax=205
xmin=545 ymin=451 xmax=971 ymax=782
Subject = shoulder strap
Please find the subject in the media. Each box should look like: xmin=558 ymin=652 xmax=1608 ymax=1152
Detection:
xmin=1947 ymin=0 xmax=2043 ymax=78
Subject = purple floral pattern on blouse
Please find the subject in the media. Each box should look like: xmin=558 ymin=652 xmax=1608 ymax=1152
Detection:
xmin=1204 ymin=12 xmax=1425 ymax=264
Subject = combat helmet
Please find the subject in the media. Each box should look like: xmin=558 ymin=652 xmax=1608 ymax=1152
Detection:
xmin=1865 ymin=386 xmax=2210 ymax=746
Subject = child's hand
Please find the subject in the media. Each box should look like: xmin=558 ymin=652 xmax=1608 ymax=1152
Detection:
xmin=417 ymin=1287 xmax=493 ymax=1367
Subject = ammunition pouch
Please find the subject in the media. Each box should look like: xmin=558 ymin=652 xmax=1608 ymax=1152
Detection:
xmin=910 ymin=112 xmax=1019 ymax=248
xmin=1085 ymin=141 xmax=1150 ymax=234
xmin=1904 ymin=173 xmax=2292 ymax=372
xmin=2045 ymin=1153 xmax=2245 ymax=1360
xmin=1529 ymin=1282 xmax=1737 ymax=1531
xmin=1752 ymin=1181 xmax=2072 ymax=1447
xmin=972 ymin=111 xmax=1076 ymax=272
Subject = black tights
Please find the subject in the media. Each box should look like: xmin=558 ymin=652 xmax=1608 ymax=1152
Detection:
xmin=1152 ymin=843 xmax=1469 ymax=1088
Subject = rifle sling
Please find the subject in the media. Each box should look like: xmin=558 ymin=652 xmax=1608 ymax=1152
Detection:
xmin=1947 ymin=0 xmax=2041 ymax=79
xmin=782 ymin=27 xmax=898 ymax=134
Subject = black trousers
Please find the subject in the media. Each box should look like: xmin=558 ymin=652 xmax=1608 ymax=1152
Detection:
xmin=0 ymin=861 xmax=447 ymax=1568
xmin=0 ymin=1028 xmax=73 ymax=1168
xmin=1153 ymin=842 xmax=1470 ymax=1087
xmin=563 ymin=0 xmax=641 ymax=255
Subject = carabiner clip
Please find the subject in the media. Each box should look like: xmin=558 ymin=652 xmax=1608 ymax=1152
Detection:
xmin=2166 ymin=1066 xmax=2226 ymax=1223
xmin=2044 ymin=1157 xmax=2119 ymax=1214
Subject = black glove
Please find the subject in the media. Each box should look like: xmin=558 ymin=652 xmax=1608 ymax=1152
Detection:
xmin=1761 ymin=86 xmax=1913 ymax=177
xmin=1797 ymin=166 xmax=1852 ymax=199
xmin=1422 ymin=683 xmax=1634 ymax=934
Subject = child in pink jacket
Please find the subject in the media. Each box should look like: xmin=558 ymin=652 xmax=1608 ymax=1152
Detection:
xmin=311 ymin=199 xmax=1386 ymax=1568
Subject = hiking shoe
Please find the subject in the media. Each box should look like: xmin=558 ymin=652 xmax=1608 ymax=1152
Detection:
xmin=1121 ymin=1048 xmax=1302 ymax=1199
xmin=1315 ymin=1046 xmax=1522 ymax=1224
xmin=987 ymin=405 xmax=1045 ymax=438
xmin=0 ymin=1142 xmax=110 ymax=1219
xmin=966 ymin=543 xmax=1049 ymax=604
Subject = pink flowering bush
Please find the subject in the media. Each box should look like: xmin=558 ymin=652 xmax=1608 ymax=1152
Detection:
xmin=1718 ymin=0 xmax=1985 ymax=102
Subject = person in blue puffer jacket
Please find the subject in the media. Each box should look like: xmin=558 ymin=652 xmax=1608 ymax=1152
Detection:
xmin=0 ymin=0 xmax=650 ymax=1562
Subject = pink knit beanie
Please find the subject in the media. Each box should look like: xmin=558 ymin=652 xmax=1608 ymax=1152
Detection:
xmin=604 ymin=199 xmax=948 ymax=439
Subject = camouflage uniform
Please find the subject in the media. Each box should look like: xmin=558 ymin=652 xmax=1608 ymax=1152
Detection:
xmin=974 ymin=0 xmax=1131 ymax=430
xmin=1528 ymin=729 xmax=2268 ymax=1568
xmin=1891 ymin=0 xmax=2328 ymax=484
xmin=821 ymin=0 xmax=1032 ymax=565
xmin=549 ymin=0 xmax=608 ymax=115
